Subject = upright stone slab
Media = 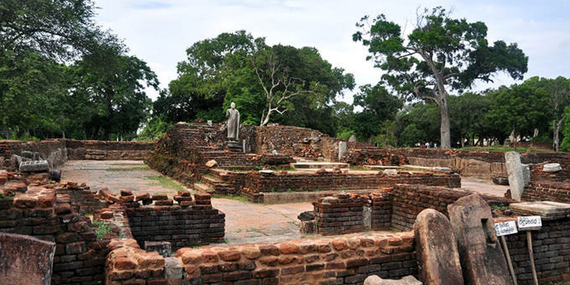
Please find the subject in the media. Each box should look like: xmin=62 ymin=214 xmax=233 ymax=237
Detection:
xmin=338 ymin=141 xmax=347 ymax=160
xmin=505 ymin=151 xmax=524 ymax=201
xmin=448 ymin=194 xmax=513 ymax=285
xmin=19 ymin=159 xmax=49 ymax=172
xmin=0 ymin=232 xmax=56 ymax=285
xmin=413 ymin=209 xmax=464 ymax=285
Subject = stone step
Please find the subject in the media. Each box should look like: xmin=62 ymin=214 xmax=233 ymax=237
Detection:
xmin=291 ymin=161 xmax=350 ymax=170
xmin=193 ymin=182 xmax=212 ymax=193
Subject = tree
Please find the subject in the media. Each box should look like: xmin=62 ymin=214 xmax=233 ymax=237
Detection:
xmin=448 ymin=92 xmax=494 ymax=147
xmin=161 ymin=31 xmax=354 ymax=135
xmin=353 ymin=7 xmax=528 ymax=149
xmin=487 ymin=80 xmax=551 ymax=148
xmin=544 ymin=76 xmax=570 ymax=151
xmin=396 ymin=102 xmax=440 ymax=147
xmin=351 ymin=84 xmax=402 ymax=141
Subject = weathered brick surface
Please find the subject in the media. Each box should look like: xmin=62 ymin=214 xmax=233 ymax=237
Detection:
xmin=0 ymin=178 xmax=116 ymax=285
xmin=244 ymin=171 xmax=461 ymax=193
xmin=176 ymin=232 xmax=417 ymax=285
xmin=126 ymin=205 xmax=225 ymax=250
xmin=504 ymin=218 xmax=570 ymax=285
xmin=522 ymin=182 xmax=570 ymax=203
xmin=314 ymin=194 xmax=367 ymax=235
xmin=65 ymin=139 xmax=153 ymax=160
xmin=390 ymin=184 xmax=512 ymax=231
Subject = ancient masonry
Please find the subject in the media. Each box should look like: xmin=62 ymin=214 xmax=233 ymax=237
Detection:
xmin=0 ymin=122 xmax=569 ymax=284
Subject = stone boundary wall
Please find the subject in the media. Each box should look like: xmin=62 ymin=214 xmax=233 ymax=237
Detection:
xmin=390 ymin=184 xmax=512 ymax=231
xmin=383 ymin=149 xmax=570 ymax=180
xmin=65 ymin=140 xmax=153 ymax=160
xmin=176 ymin=232 xmax=416 ymax=285
xmin=522 ymin=182 xmax=570 ymax=203
xmin=0 ymin=139 xmax=67 ymax=169
xmin=244 ymin=171 xmax=461 ymax=193
xmin=126 ymin=205 xmax=225 ymax=250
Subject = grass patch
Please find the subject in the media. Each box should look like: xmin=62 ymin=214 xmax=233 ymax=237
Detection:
xmin=146 ymin=175 xmax=185 ymax=191
xmin=92 ymin=220 xmax=112 ymax=240
xmin=107 ymin=166 xmax=150 ymax=171
xmin=212 ymin=194 xmax=249 ymax=202
xmin=460 ymin=146 xmax=550 ymax=153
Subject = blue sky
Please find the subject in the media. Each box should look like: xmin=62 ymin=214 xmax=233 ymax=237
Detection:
xmin=93 ymin=0 xmax=570 ymax=102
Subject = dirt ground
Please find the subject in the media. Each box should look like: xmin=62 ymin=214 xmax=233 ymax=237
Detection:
xmin=61 ymin=160 xmax=508 ymax=245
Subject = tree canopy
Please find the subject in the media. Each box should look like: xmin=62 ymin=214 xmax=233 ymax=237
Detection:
xmin=353 ymin=7 xmax=528 ymax=149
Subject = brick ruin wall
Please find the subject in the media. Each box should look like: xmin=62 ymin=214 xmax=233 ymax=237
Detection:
xmin=106 ymin=216 xmax=570 ymax=285
xmin=243 ymin=171 xmax=461 ymax=193
xmin=0 ymin=139 xmax=153 ymax=170
xmin=126 ymin=205 xmax=225 ymax=251
xmin=522 ymin=181 xmax=570 ymax=203
xmin=390 ymin=184 xmax=512 ymax=231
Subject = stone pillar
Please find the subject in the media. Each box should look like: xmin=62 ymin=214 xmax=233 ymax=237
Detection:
xmin=505 ymin=151 xmax=524 ymax=201
xmin=338 ymin=141 xmax=347 ymax=160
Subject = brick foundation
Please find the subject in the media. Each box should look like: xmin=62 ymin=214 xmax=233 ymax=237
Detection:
xmin=522 ymin=182 xmax=570 ymax=203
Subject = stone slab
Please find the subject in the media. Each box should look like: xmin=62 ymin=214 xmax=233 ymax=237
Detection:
xmin=543 ymin=163 xmax=562 ymax=173
xmin=414 ymin=209 xmax=464 ymax=285
xmin=448 ymin=194 xmax=513 ymax=285
xmin=338 ymin=141 xmax=347 ymax=160
xmin=0 ymin=232 xmax=56 ymax=285
xmin=19 ymin=160 xmax=50 ymax=172
xmin=364 ymin=275 xmax=422 ymax=285
xmin=145 ymin=241 xmax=172 ymax=257
xmin=510 ymin=201 xmax=570 ymax=220
xmin=505 ymin=151 xmax=524 ymax=201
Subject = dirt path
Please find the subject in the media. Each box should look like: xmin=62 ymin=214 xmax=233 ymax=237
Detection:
xmin=60 ymin=160 xmax=507 ymax=245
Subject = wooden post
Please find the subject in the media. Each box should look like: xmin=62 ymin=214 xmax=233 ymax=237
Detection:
xmin=500 ymin=235 xmax=518 ymax=285
xmin=526 ymin=231 xmax=539 ymax=285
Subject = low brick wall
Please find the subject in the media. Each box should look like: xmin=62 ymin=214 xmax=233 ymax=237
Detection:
xmin=313 ymin=194 xmax=367 ymax=236
xmin=176 ymin=232 xmax=417 ymax=285
xmin=0 ymin=180 xmax=115 ymax=285
xmin=503 ymin=218 xmax=570 ymax=285
xmin=0 ymin=139 xmax=67 ymax=169
xmin=244 ymin=171 xmax=461 ymax=193
xmin=126 ymin=205 xmax=225 ymax=250
xmin=390 ymin=184 xmax=512 ymax=231
xmin=65 ymin=139 xmax=153 ymax=160
xmin=522 ymin=182 xmax=570 ymax=203
xmin=256 ymin=125 xmax=338 ymax=160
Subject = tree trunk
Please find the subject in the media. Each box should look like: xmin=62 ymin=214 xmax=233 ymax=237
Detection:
xmin=553 ymin=117 xmax=565 ymax=152
xmin=439 ymin=96 xmax=451 ymax=150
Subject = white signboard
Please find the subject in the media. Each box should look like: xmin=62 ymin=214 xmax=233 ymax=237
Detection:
xmin=517 ymin=216 xmax=542 ymax=230
xmin=494 ymin=221 xmax=518 ymax=236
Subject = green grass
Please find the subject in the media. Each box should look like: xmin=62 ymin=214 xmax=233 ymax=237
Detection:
xmin=212 ymin=194 xmax=249 ymax=202
xmin=92 ymin=220 xmax=112 ymax=240
xmin=107 ymin=166 xmax=150 ymax=171
xmin=146 ymin=175 xmax=186 ymax=191
xmin=460 ymin=146 xmax=550 ymax=153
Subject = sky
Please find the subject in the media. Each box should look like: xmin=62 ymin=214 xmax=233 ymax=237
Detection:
xmin=93 ymin=0 xmax=570 ymax=103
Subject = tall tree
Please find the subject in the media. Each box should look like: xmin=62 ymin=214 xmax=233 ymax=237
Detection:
xmin=545 ymin=76 xmax=570 ymax=151
xmin=353 ymin=7 xmax=528 ymax=149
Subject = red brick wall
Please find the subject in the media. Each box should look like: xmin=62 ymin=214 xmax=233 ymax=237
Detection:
xmin=390 ymin=184 xmax=512 ymax=231
xmin=176 ymin=232 xmax=417 ymax=285
xmin=244 ymin=171 xmax=461 ymax=193
xmin=65 ymin=139 xmax=153 ymax=160
xmin=126 ymin=205 xmax=225 ymax=250
xmin=502 ymin=218 xmax=570 ymax=285
xmin=522 ymin=182 xmax=570 ymax=203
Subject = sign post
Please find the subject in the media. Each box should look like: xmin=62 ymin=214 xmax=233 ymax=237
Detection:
xmin=495 ymin=220 xmax=519 ymax=285
xmin=517 ymin=216 xmax=542 ymax=285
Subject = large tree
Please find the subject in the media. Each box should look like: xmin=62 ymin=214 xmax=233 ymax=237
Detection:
xmin=159 ymin=31 xmax=354 ymax=135
xmin=351 ymin=84 xmax=402 ymax=141
xmin=353 ymin=7 xmax=528 ymax=149
xmin=544 ymin=76 xmax=570 ymax=151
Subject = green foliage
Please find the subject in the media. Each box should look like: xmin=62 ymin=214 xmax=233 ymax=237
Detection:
xmin=92 ymin=220 xmax=112 ymax=240
xmin=351 ymin=84 xmax=402 ymax=141
xmin=138 ymin=116 xmax=171 ymax=141
xmin=156 ymin=30 xmax=353 ymax=135
xmin=561 ymin=107 xmax=570 ymax=152
xmin=0 ymin=0 xmax=158 ymax=140
xmin=354 ymin=7 xmax=528 ymax=149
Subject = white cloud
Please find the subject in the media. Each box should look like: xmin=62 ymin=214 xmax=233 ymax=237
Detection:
xmin=93 ymin=0 xmax=570 ymax=101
